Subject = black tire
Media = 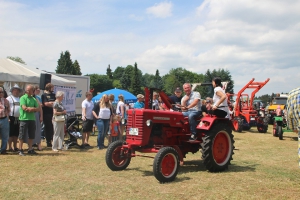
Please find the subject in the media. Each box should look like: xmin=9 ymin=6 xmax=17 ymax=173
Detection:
xmin=257 ymin=118 xmax=268 ymax=133
xmin=106 ymin=140 xmax=131 ymax=171
xmin=278 ymin=126 xmax=283 ymax=140
xmin=273 ymin=121 xmax=278 ymax=137
xmin=243 ymin=125 xmax=251 ymax=131
xmin=153 ymin=147 xmax=180 ymax=183
xmin=202 ymin=123 xmax=235 ymax=172
xmin=232 ymin=117 xmax=243 ymax=132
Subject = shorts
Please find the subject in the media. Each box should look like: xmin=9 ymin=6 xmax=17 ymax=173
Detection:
xmin=9 ymin=116 xmax=20 ymax=137
xmin=19 ymin=120 xmax=36 ymax=140
xmin=82 ymin=119 xmax=94 ymax=132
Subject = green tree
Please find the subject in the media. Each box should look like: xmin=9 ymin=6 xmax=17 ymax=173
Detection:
xmin=112 ymin=80 xmax=122 ymax=89
xmin=142 ymin=73 xmax=155 ymax=87
xmin=202 ymin=69 xmax=234 ymax=98
xmin=162 ymin=74 xmax=181 ymax=95
xmin=150 ymin=69 xmax=163 ymax=89
xmin=106 ymin=64 xmax=113 ymax=79
xmin=120 ymin=69 xmax=131 ymax=91
xmin=131 ymin=62 xmax=142 ymax=95
xmin=113 ymin=66 xmax=125 ymax=80
xmin=72 ymin=60 xmax=82 ymax=75
xmin=7 ymin=56 xmax=26 ymax=64
xmin=86 ymin=74 xmax=113 ymax=96
xmin=56 ymin=51 xmax=82 ymax=75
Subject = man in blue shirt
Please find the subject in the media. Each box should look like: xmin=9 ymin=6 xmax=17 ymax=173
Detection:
xmin=133 ymin=94 xmax=144 ymax=109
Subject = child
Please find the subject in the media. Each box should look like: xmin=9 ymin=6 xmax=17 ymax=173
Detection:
xmin=276 ymin=105 xmax=282 ymax=116
xmin=110 ymin=115 xmax=121 ymax=143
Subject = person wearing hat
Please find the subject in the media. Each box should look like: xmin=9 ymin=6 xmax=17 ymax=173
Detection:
xmin=169 ymin=87 xmax=183 ymax=111
xmin=6 ymin=84 xmax=22 ymax=152
xmin=0 ymin=87 xmax=10 ymax=154
xmin=133 ymin=94 xmax=145 ymax=109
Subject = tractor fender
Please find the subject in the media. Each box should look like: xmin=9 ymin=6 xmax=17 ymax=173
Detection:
xmin=197 ymin=116 xmax=230 ymax=131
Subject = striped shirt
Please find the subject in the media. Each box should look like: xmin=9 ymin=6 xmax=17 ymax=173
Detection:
xmin=286 ymin=87 xmax=300 ymax=131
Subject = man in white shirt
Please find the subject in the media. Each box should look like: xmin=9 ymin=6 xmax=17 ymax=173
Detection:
xmin=81 ymin=92 xmax=94 ymax=147
xmin=181 ymin=83 xmax=202 ymax=141
xmin=7 ymin=84 xmax=22 ymax=151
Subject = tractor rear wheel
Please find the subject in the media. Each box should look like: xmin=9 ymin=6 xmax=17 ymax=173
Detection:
xmin=106 ymin=140 xmax=131 ymax=171
xmin=232 ymin=117 xmax=243 ymax=132
xmin=202 ymin=123 xmax=235 ymax=172
xmin=278 ymin=126 xmax=283 ymax=140
xmin=153 ymin=147 xmax=179 ymax=183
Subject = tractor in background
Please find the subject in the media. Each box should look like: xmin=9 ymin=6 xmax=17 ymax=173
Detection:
xmin=227 ymin=78 xmax=270 ymax=133
xmin=105 ymin=87 xmax=235 ymax=183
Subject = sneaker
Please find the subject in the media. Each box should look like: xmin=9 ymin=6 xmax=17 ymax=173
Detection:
xmin=28 ymin=149 xmax=38 ymax=155
xmin=189 ymin=134 xmax=197 ymax=141
xmin=52 ymin=149 xmax=59 ymax=152
xmin=47 ymin=142 xmax=52 ymax=147
xmin=19 ymin=149 xmax=25 ymax=156
xmin=97 ymin=146 xmax=104 ymax=150
xmin=14 ymin=148 xmax=19 ymax=152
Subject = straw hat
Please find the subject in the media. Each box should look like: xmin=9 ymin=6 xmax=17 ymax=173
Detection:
xmin=10 ymin=83 xmax=22 ymax=92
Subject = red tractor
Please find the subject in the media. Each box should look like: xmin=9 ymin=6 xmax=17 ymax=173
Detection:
xmin=105 ymin=88 xmax=235 ymax=183
xmin=227 ymin=78 xmax=270 ymax=133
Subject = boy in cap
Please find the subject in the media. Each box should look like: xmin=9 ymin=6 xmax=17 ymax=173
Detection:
xmin=169 ymin=87 xmax=183 ymax=111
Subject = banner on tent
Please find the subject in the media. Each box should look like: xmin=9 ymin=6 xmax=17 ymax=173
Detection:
xmin=54 ymin=86 xmax=76 ymax=115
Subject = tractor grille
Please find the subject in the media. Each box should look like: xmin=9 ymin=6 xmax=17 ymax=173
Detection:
xmin=126 ymin=110 xmax=145 ymax=146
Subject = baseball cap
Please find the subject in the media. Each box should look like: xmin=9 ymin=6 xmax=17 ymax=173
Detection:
xmin=137 ymin=94 xmax=144 ymax=98
xmin=175 ymin=87 xmax=182 ymax=92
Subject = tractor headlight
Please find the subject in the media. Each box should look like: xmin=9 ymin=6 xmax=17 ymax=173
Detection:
xmin=146 ymin=120 xmax=152 ymax=127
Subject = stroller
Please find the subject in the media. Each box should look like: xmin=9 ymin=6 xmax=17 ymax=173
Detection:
xmin=64 ymin=115 xmax=83 ymax=150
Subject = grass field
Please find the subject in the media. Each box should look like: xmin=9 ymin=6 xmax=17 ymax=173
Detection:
xmin=1 ymin=125 xmax=300 ymax=200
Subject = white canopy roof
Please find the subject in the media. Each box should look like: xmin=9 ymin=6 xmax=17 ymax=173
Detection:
xmin=0 ymin=58 xmax=76 ymax=87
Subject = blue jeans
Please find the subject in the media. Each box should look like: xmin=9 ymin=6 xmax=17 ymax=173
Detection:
xmin=182 ymin=110 xmax=202 ymax=135
xmin=0 ymin=117 xmax=9 ymax=152
xmin=96 ymin=119 xmax=110 ymax=148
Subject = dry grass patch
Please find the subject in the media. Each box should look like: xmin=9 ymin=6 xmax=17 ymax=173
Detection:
xmin=1 ymin=125 xmax=300 ymax=199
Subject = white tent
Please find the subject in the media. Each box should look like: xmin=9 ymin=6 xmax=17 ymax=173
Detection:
xmin=0 ymin=58 xmax=77 ymax=113
xmin=0 ymin=58 xmax=76 ymax=88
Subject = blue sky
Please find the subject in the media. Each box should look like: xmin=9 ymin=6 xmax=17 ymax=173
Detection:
xmin=1 ymin=0 xmax=300 ymax=96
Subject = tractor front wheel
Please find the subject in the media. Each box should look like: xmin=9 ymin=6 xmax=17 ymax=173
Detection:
xmin=278 ymin=126 xmax=283 ymax=140
xmin=232 ymin=117 xmax=243 ymax=132
xmin=153 ymin=147 xmax=179 ymax=183
xmin=202 ymin=123 xmax=235 ymax=172
xmin=257 ymin=118 xmax=268 ymax=133
xmin=106 ymin=140 xmax=131 ymax=171
xmin=273 ymin=121 xmax=278 ymax=137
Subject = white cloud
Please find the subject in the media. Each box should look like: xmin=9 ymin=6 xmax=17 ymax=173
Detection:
xmin=1 ymin=0 xmax=300 ymax=96
xmin=146 ymin=1 xmax=173 ymax=18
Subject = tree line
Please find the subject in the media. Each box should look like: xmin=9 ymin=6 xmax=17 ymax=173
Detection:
xmin=88 ymin=64 xmax=234 ymax=98
xmin=8 ymin=51 xmax=235 ymax=98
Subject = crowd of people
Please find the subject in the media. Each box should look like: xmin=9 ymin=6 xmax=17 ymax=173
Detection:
xmin=1 ymin=76 xmax=298 ymax=164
